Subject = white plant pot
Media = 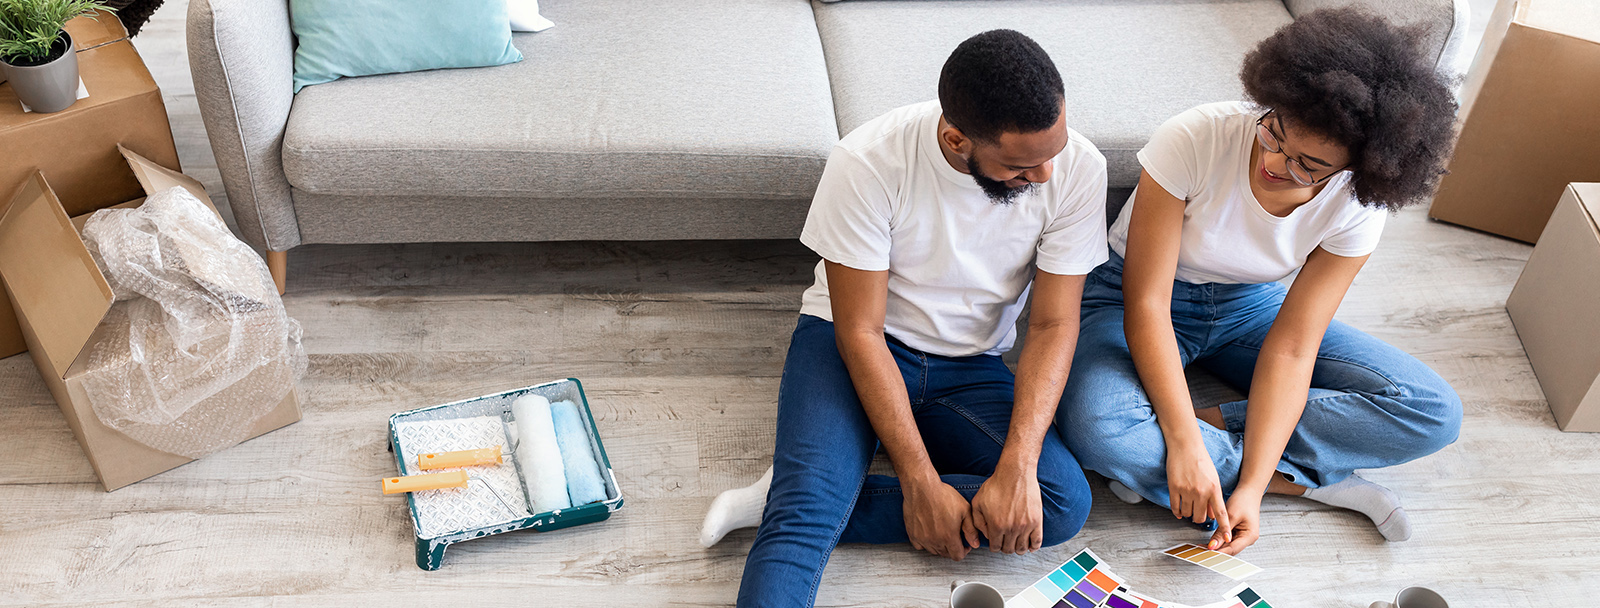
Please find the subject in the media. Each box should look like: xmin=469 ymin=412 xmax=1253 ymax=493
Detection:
xmin=2 ymin=30 xmax=80 ymax=114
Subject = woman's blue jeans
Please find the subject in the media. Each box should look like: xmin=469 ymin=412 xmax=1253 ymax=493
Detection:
xmin=737 ymin=315 xmax=1092 ymax=608
xmin=1055 ymin=252 xmax=1462 ymax=506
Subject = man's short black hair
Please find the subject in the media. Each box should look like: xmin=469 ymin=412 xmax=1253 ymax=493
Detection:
xmin=938 ymin=29 xmax=1065 ymax=143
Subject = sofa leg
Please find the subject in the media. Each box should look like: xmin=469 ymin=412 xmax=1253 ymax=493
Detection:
xmin=267 ymin=250 xmax=288 ymax=295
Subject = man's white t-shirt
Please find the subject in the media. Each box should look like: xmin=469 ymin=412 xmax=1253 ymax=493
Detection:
xmin=1108 ymin=101 xmax=1387 ymax=285
xmin=799 ymin=100 xmax=1109 ymax=357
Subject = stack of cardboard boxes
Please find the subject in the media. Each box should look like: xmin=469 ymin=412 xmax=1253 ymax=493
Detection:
xmin=0 ymin=12 xmax=180 ymax=359
xmin=0 ymin=13 xmax=301 ymax=489
xmin=1434 ymin=0 xmax=1600 ymax=433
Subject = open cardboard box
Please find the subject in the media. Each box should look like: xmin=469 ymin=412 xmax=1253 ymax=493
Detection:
xmin=0 ymin=10 xmax=179 ymax=359
xmin=1507 ymin=183 xmax=1600 ymax=432
xmin=1429 ymin=0 xmax=1600 ymax=243
xmin=0 ymin=146 xmax=301 ymax=490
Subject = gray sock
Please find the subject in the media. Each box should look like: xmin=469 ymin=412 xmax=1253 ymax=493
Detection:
xmin=1301 ymin=474 xmax=1412 ymax=541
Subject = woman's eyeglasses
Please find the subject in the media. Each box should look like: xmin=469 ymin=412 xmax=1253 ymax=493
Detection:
xmin=1255 ymin=111 xmax=1348 ymax=187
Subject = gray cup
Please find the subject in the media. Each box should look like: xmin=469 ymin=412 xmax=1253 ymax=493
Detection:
xmin=951 ymin=580 xmax=1005 ymax=608
xmin=2 ymin=30 xmax=80 ymax=114
xmin=1370 ymin=587 xmax=1448 ymax=608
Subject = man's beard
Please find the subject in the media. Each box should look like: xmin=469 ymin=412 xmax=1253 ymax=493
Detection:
xmin=968 ymin=156 xmax=1036 ymax=205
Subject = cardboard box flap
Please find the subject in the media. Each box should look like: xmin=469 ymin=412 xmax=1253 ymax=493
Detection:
xmin=0 ymin=173 xmax=113 ymax=376
xmin=1524 ymin=0 xmax=1600 ymax=44
xmin=62 ymin=10 xmax=128 ymax=51
xmin=119 ymin=145 xmax=216 ymax=213
xmin=1573 ymin=184 xmax=1600 ymax=231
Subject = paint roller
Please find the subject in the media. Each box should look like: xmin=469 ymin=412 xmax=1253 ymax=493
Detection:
xmin=509 ymin=393 xmax=572 ymax=512
xmin=384 ymin=394 xmax=607 ymax=514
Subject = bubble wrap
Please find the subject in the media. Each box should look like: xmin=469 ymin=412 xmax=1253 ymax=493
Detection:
xmin=77 ymin=186 xmax=307 ymax=458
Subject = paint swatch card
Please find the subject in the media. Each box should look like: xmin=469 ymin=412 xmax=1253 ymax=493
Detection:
xmin=1162 ymin=544 xmax=1262 ymax=580
xmin=1008 ymin=548 xmax=1273 ymax=608
xmin=1223 ymin=584 xmax=1274 ymax=608
xmin=1005 ymin=548 xmax=1123 ymax=608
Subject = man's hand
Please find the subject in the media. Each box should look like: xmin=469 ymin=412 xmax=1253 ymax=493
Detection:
xmin=1210 ymin=490 xmax=1261 ymax=555
xmin=970 ymin=462 xmax=1043 ymax=554
xmin=904 ymin=478 xmax=979 ymax=561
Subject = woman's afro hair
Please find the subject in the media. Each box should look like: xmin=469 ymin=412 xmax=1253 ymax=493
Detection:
xmin=1241 ymin=8 xmax=1458 ymax=211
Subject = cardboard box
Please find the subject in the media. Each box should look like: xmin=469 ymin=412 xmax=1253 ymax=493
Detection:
xmin=1428 ymin=0 xmax=1600 ymax=244
xmin=0 ymin=146 xmax=301 ymax=490
xmin=1506 ymin=183 xmax=1600 ymax=432
xmin=0 ymin=11 xmax=180 ymax=359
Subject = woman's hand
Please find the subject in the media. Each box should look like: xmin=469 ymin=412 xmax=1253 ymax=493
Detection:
xmin=1165 ymin=440 xmax=1231 ymax=533
xmin=1210 ymin=490 xmax=1262 ymax=555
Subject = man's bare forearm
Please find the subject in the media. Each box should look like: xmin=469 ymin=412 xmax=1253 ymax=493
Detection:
xmin=835 ymin=328 xmax=938 ymax=485
xmin=1005 ymin=321 xmax=1078 ymax=470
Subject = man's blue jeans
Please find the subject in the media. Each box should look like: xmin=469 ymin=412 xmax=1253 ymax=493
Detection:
xmin=1056 ymin=252 xmax=1462 ymax=506
xmin=737 ymin=315 xmax=1092 ymax=608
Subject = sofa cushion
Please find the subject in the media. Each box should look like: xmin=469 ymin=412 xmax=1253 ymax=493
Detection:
xmin=282 ymin=0 xmax=838 ymax=201
xmin=289 ymin=0 xmax=523 ymax=93
xmin=812 ymin=0 xmax=1295 ymax=188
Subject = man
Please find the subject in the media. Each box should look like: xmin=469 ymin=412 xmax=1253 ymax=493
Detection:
xmin=698 ymin=30 xmax=1107 ymax=607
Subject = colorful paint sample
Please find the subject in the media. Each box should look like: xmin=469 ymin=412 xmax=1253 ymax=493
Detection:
xmin=1073 ymin=579 xmax=1107 ymax=603
xmin=1062 ymin=589 xmax=1096 ymax=608
xmin=1086 ymin=569 xmax=1118 ymax=593
xmin=1010 ymin=548 xmax=1274 ymax=608
xmin=1034 ymin=578 xmax=1065 ymax=597
xmin=1105 ymin=593 xmax=1140 ymax=608
xmin=1161 ymin=543 xmax=1263 ymax=580
xmin=1047 ymin=569 xmax=1075 ymax=590
xmin=1226 ymin=584 xmax=1277 ymax=608
xmin=1073 ymin=552 xmax=1099 ymax=571
xmin=1170 ymin=545 xmax=1205 ymax=559
xmin=1008 ymin=549 xmax=1110 ymax=608
xmin=1019 ymin=586 xmax=1053 ymax=608
xmin=1235 ymin=588 xmax=1260 ymax=605
xmin=1062 ymin=560 xmax=1088 ymax=580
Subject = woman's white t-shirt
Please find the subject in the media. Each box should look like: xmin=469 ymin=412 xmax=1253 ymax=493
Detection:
xmin=799 ymin=100 xmax=1109 ymax=357
xmin=1108 ymin=101 xmax=1387 ymax=285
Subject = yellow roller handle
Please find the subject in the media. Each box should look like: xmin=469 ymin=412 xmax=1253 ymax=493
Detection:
xmin=382 ymin=470 xmax=469 ymax=494
xmin=417 ymin=447 xmax=503 ymax=470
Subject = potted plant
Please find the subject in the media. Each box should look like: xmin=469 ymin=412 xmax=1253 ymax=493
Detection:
xmin=0 ymin=0 xmax=113 ymax=113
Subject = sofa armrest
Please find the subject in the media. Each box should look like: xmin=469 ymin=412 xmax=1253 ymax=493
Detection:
xmin=1282 ymin=0 xmax=1471 ymax=77
xmin=187 ymin=0 xmax=301 ymax=251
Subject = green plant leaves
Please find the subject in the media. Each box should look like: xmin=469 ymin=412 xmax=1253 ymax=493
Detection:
xmin=0 ymin=0 xmax=114 ymax=64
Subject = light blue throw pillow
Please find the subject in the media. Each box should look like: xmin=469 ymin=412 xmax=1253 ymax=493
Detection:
xmin=290 ymin=0 xmax=523 ymax=93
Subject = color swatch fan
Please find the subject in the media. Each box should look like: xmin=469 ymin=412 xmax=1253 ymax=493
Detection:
xmin=1008 ymin=548 xmax=1274 ymax=608
xmin=1007 ymin=549 xmax=1140 ymax=608
xmin=1162 ymin=544 xmax=1262 ymax=580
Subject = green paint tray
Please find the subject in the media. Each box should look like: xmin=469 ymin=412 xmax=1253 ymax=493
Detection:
xmin=388 ymin=379 xmax=623 ymax=570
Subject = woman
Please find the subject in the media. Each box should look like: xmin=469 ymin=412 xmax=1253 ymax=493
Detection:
xmin=1056 ymin=8 xmax=1461 ymax=554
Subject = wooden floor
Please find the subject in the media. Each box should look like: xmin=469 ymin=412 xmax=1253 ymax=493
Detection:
xmin=4 ymin=1 xmax=1596 ymax=606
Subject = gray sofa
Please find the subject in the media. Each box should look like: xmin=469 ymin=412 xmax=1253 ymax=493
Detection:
xmin=188 ymin=0 xmax=1469 ymax=287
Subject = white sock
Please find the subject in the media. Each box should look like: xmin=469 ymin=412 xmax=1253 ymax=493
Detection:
xmin=698 ymin=465 xmax=773 ymax=548
xmin=1108 ymin=480 xmax=1145 ymax=505
xmin=1300 ymin=474 xmax=1412 ymax=541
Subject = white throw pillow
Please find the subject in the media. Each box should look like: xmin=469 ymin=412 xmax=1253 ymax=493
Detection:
xmin=508 ymin=0 xmax=554 ymax=32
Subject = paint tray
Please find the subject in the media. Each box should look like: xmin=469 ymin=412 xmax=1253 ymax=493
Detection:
xmin=388 ymin=379 xmax=624 ymax=570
